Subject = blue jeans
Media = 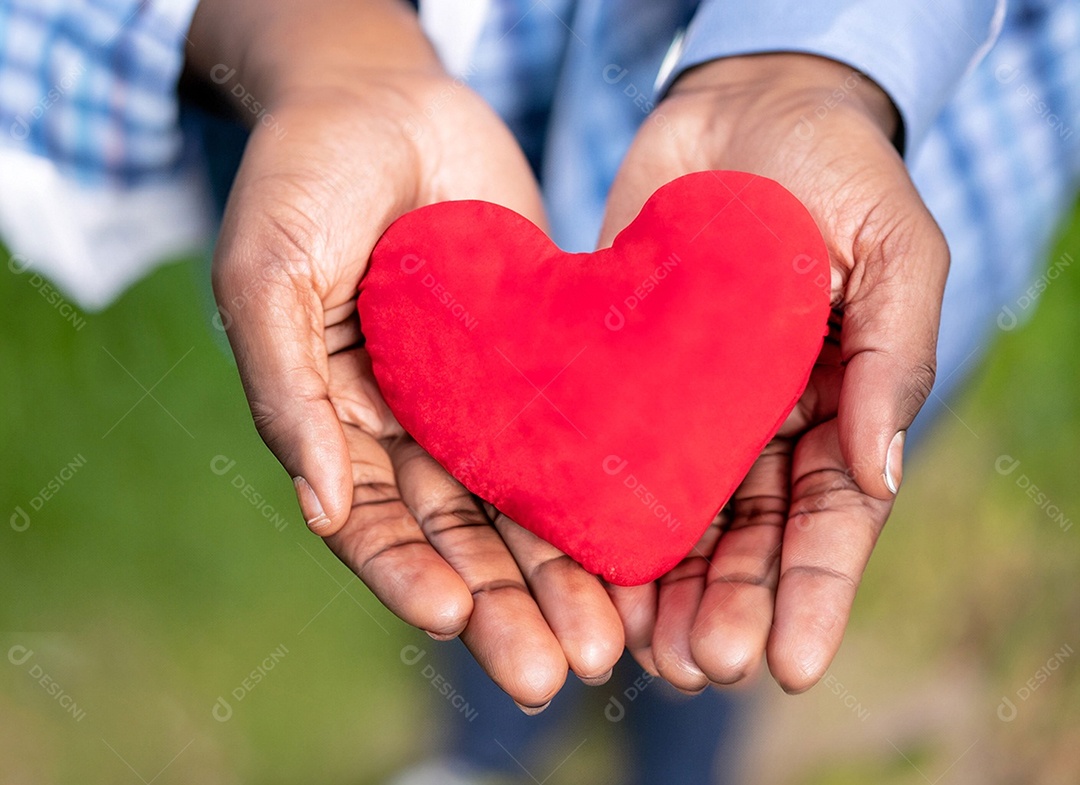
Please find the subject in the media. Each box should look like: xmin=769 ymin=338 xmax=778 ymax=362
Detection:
xmin=440 ymin=641 xmax=743 ymax=785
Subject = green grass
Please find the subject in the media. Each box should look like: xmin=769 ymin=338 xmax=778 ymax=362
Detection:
xmin=2 ymin=201 xmax=1079 ymax=784
xmin=1 ymin=259 xmax=423 ymax=783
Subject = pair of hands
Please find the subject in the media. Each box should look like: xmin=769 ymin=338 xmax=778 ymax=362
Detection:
xmin=188 ymin=0 xmax=948 ymax=708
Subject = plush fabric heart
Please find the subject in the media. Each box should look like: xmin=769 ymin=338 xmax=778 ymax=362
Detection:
xmin=358 ymin=171 xmax=830 ymax=585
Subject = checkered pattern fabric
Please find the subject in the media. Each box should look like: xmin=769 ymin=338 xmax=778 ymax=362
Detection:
xmin=0 ymin=0 xmax=199 ymax=185
xmin=1 ymin=0 xmax=1078 ymax=427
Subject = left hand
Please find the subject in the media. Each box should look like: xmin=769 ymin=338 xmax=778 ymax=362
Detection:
xmin=598 ymin=53 xmax=948 ymax=694
xmin=188 ymin=0 xmax=624 ymax=708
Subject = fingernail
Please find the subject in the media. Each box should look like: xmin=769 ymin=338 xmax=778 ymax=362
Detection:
xmin=579 ymin=669 xmax=613 ymax=687
xmin=514 ymin=700 xmax=551 ymax=716
xmin=425 ymin=630 xmax=459 ymax=641
xmin=883 ymin=430 xmax=906 ymax=494
xmin=293 ymin=476 xmax=331 ymax=532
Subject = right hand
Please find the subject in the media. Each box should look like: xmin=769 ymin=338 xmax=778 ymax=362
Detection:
xmin=598 ymin=53 xmax=947 ymax=694
xmin=187 ymin=0 xmax=624 ymax=709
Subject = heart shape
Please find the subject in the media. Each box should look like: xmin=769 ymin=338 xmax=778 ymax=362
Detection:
xmin=358 ymin=171 xmax=830 ymax=585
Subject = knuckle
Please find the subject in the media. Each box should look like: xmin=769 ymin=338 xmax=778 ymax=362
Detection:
xmin=902 ymin=358 xmax=937 ymax=411
xmin=419 ymin=507 xmax=488 ymax=537
xmin=530 ymin=552 xmax=578 ymax=581
xmin=247 ymin=382 xmax=327 ymax=446
xmin=730 ymin=492 xmax=788 ymax=531
xmin=248 ymin=397 xmax=285 ymax=438
xmin=351 ymin=457 xmax=395 ymax=493
xmin=782 ymin=563 xmax=860 ymax=592
xmin=214 ymin=190 xmax=330 ymax=297
xmin=261 ymin=206 xmax=324 ymax=270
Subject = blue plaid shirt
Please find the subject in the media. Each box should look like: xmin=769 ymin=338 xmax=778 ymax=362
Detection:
xmin=1 ymin=0 xmax=1079 ymax=425
xmin=0 ymin=0 xmax=1009 ymax=188
xmin=0 ymin=0 xmax=199 ymax=183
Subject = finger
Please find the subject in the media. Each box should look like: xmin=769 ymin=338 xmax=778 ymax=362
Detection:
xmin=325 ymin=346 xmax=403 ymax=440
xmin=391 ymin=443 xmax=568 ymax=709
xmin=838 ymin=198 xmax=949 ymax=499
xmin=606 ymin=582 xmax=659 ymax=675
xmin=322 ymin=424 xmax=474 ymax=637
xmin=690 ymin=439 xmax=791 ymax=685
xmin=650 ymin=519 xmax=725 ymax=693
xmin=212 ymin=217 xmax=353 ymax=537
xmin=495 ymin=516 xmax=624 ymax=684
xmin=767 ymin=420 xmax=891 ymax=693
xmin=324 ymin=301 xmax=364 ymax=355
xmin=783 ymin=311 xmax=844 ymax=436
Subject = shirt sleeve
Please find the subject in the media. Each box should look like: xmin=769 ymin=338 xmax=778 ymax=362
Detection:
xmin=659 ymin=0 xmax=1005 ymax=156
xmin=0 ymin=0 xmax=212 ymax=311
xmin=0 ymin=0 xmax=202 ymax=185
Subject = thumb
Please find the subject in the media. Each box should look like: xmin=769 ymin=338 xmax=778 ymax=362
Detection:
xmin=837 ymin=206 xmax=950 ymax=499
xmin=212 ymin=228 xmax=353 ymax=537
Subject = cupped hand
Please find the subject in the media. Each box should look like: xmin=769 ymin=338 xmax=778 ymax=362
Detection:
xmin=188 ymin=0 xmax=623 ymax=708
xmin=599 ymin=53 xmax=948 ymax=693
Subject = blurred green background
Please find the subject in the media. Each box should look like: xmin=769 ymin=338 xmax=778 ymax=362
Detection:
xmin=2 ymin=202 xmax=1078 ymax=784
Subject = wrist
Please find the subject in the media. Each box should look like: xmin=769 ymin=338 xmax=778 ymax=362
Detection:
xmin=667 ymin=53 xmax=900 ymax=147
xmin=185 ymin=0 xmax=444 ymax=119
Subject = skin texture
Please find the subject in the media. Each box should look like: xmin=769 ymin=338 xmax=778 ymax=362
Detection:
xmin=187 ymin=0 xmax=947 ymax=703
xmin=600 ymin=54 xmax=948 ymax=693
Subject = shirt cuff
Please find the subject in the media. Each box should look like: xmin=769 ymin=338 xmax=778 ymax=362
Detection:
xmin=659 ymin=0 xmax=1005 ymax=156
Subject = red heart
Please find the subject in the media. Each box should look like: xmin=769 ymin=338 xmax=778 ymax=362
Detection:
xmin=358 ymin=171 xmax=830 ymax=585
